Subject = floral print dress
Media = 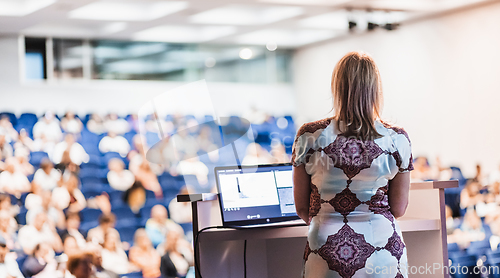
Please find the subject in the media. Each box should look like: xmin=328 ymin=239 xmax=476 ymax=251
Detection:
xmin=292 ymin=118 xmax=413 ymax=278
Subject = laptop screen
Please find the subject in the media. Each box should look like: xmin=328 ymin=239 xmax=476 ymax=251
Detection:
xmin=215 ymin=163 xmax=300 ymax=227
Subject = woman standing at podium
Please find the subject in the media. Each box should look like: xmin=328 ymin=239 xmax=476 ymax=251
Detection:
xmin=293 ymin=51 xmax=413 ymax=278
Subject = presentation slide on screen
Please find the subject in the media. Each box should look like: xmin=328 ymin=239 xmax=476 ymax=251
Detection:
xmin=219 ymin=171 xmax=280 ymax=209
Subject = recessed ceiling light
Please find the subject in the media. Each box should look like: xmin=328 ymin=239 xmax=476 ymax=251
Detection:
xmin=0 ymin=0 xmax=56 ymax=16
xmin=239 ymin=48 xmax=253 ymax=60
xmin=69 ymin=1 xmax=188 ymax=21
xmin=190 ymin=5 xmax=304 ymax=25
xmin=266 ymin=42 xmax=278 ymax=51
xmin=100 ymin=22 xmax=128 ymax=34
xmin=236 ymin=29 xmax=338 ymax=47
xmin=133 ymin=25 xmax=237 ymax=43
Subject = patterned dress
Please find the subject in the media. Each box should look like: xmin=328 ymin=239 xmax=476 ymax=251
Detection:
xmin=292 ymin=118 xmax=413 ymax=278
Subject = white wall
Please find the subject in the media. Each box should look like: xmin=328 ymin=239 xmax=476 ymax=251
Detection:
xmin=0 ymin=36 xmax=295 ymax=118
xmin=293 ymin=2 xmax=500 ymax=177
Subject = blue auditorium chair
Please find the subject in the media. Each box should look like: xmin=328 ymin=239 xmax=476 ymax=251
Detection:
xmin=29 ymin=151 xmax=49 ymax=167
xmin=80 ymin=154 xmax=104 ymax=169
xmin=123 ymin=131 xmax=137 ymax=146
xmin=117 ymin=226 xmax=139 ymax=246
xmin=449 ymin=254 xmax=480 ymax=278
xmin=108 ymin=190 xmax=125 ymax=207
xmin=80 ymin=208 xmax=102 ymax=223
xmin=81 ymin=188 xmax=103 ymax=199
xmin=17 ymin=207 xmax=27 ymax=226
xmin=18 ymin=113 xmax=38 ymax=126
xmin=203 ymin=115 xmax=214 ymax=123
xmin=102 ymin=152 xmax=127 ymax=167
xmin=115 ymin=218 xmax=139 ymax=229
xmin=81 ymin=142 xmax=101 ymax=156
xmin=81 ymin=175 xmax=104 ymax=186
xmin=111 ymin=206 xmax=136 ymax=220
xmin=80 ymin=221 xmax=99 ymax=232
xmin=120 ymin=271 xmax=143 ymax=278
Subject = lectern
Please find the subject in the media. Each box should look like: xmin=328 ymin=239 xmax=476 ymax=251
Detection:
xmin=178 ymin=180 xmax=458 ymax=278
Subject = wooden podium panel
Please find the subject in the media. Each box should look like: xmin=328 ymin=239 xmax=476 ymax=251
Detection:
xmin=180 ymin=180 xmax=457 ymax=278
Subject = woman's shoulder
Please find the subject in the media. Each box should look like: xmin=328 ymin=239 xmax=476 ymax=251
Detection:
xmin=296 ymin=117 xmax=334 ymax=138
xmin=377 ymin=120 xmax=411 ymax=143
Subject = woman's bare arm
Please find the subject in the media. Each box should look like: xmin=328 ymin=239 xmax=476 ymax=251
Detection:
xmin=293 ymin=164 xmax=311 ymax=224
xmin=388 ymin=172 xmax=411 ymax=218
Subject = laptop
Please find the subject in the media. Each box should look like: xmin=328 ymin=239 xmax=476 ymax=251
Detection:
xmin=214 ymin=163 xmax=305 ymax=228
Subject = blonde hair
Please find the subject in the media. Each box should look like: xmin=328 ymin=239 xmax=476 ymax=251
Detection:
xmin=331 ymin=51 xmax=383 ymax=140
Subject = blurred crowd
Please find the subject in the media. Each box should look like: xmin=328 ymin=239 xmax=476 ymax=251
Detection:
xmin=0 ymin=110 xmax=295 ymax=278
xmin=412 ymin=156 xmax=500 ymax=262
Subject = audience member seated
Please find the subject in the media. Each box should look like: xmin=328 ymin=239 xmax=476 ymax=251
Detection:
xmin=0 ymin=157 xmax=31 ymax=196
xmin=25 ymin=189 xmax=65 ymax=229
xmin=145 ymin=113 xmax=173 ymax=135
xmin=0 ymin=211 xmax=18 ymax=251
xmin=410 ymin=156 xmax=440 ymax=181
xmin=87 ymin=245 xmax=119 ymax=278
xmin=448 ymin=208 xmax=485 ymax=249
xmin=60 ymin=211 xmax=87 ymax=249
xmin=87 ymin=213 xmax=120 ymax=245
xmin=0 ymin=194 xmax=19 ymax=227
xmin=460 ymin=180 xmax=483 ymax=209
xmin=33 ymin=111 xmax=63 ymax=153
xmin=128 ymin=151 xmax=162 ymax=197
xmin=62 ymin=235 xmax=79 ymax=258
xmin=98 ymin=131 xmax=130 ymax=157
xmin=52 ymin=133 xmax=89 ymax=167
xmin=129 ymin=135 xmax=165 ymax=174
xmin=129 ymin=228 xmax=161 ymax=278
xmin=475 ymin=192 xmax=498 ymax=218
xmin=18 ymin=209 xmax=63 ymax=255
xmin=33 ymin=159 xmax=62 ymax=191
xmin=0 ymin=116 xmax=18 ymax=143
xmin=242 ymin=143 xmax=273 ymax=165
xmin=60 ymin=111 xmax=83 ymax=134
xmin=127 ymin=114 xmax=140 ymax=133
xmin=14 ymin=128 xmax=35 ymax=152
xmin=0 ymin=234 xmax=23 ymax=278
xmin=158 ymin=229 xmax=193 ymax=278
xmin=123 ymin=181 xmax=146 ymax=213
xmin=66 ymin=252 xmax=94 ymax=278
xmin=168 ymin=187 xmax=192 ymax=224
xmin=0 ymin=133 xmax=13 ymax=165
xmin=87 ymin=113 xmax=106 ymax=135
xmin=270 ymin=142 xmax=291 ymax=163
xmin=13 ymin=147 xmax=34 ymax=176
xmin=176 ymin=157 xmax=209 ymax=187
xmin=107 ymin=158 xmax=135 ymax=191
xmin=104 ymin=113 xmax=129 ymax=135
xmin=21 ymin=242 xmax=58 ymax=278
xmin=101 ymin=232 xmax=130 ymax=275
xmin=52 ymin=173 xmax=86 ymax=212
xmin=145 ymin=205 xmax=184 ymax=247
xmin=170 ymin=125 xmax=198 ymax=160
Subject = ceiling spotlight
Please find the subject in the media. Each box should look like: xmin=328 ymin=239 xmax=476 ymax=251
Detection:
xmin=383 ymin=23 xmax=399 ymax=31
xmin=367 ymin=22 xmax=378 ymax=31
xmin=348 ymin=21 xmax=357 ymax=31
